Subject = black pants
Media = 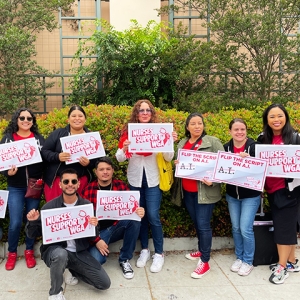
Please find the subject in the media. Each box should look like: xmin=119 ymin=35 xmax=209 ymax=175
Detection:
xmin=43 ymin=246 xmax=111 ymax=296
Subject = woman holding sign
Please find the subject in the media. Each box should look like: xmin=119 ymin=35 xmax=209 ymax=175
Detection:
xmin=258 ymin=104 xmax=300 ymax=284
xmin=0 ymin=108 xmax=45 ymax=271
xmin=224 ymin=118 xmax=261 ymax=276
xmin=41 ymin=105 xmax=96 ymax=202
xmin=116 ymin=99 xmax=176 ymax=273
xmin=176 ymin=112 xmax=224 ymax=279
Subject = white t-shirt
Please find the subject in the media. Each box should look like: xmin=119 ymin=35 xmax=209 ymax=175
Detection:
xmin=64 ymin=200 xmax=77 ymax=252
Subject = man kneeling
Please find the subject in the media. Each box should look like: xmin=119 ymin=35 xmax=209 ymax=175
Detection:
xmin=82 ymin=157 xmax=145 ymax=279
xmin=26 ymin=168 xmax=111 ymax=300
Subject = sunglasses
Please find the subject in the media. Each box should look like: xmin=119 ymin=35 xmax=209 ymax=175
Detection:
xmin=62 ymin=179 xmax=78 ymax=185
xmin=139 ymin=109 xmax=152 ymax=114
xmin=18 ymin=116 xmax=33 ymax=122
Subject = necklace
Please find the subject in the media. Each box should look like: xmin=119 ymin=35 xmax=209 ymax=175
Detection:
xmin=98 ymin=183 xmax=112 ymax=190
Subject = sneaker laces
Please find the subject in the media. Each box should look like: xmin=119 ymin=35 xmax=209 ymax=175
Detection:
xmin=152 ymin=254 xmax=163 ymax=267
xmin=195 ymin=261 xmax=205 ymax=272
xmin=122 ymin=261 xmax=133 ymax=273
xmin=139 ymin=250 xmax=149 ymax=260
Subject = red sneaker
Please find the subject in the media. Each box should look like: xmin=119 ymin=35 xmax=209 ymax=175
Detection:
xmin=185 ymin=251 xmax=202 ymax=261
xmin=5 ymin=252 xmax=17 ymax=271
xmin=191 ymin=260 xmax=210 ymax=278
xmin=24 ymin=250 xmax=36 ymax=268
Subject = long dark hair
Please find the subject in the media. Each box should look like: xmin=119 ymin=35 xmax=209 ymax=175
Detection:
xmin=184 ymin=112 xmax=207 ymax=138
xmin=68 ymin=105 xmax=86 ymax=118
xmin=3 ymin=108 xmax=39 ymax=134
xmin=262 ymin=103 xmax=295 ymax=144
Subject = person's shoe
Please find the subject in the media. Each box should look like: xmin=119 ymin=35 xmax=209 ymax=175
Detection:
xmin=24 ymin=250 xmax=36 ymax=268
xmin=238 ymin=262 xmax=254 ymax=276
xmin=230 ymin=259 xmax=243 ymax=272
xmin=48 ymin=291 xmax=66 ymax=300
xmin=136 ymin=249 xmax=150 ymax=268
xmin=191 ymin=259 xmax=210 ymax=278
xmin=185 ymin=251 xmax=202 ymax=261
xmin=269 ymin=263 xmax=278 ymax=271
xmin=150 ymin=253 xmax=164 ymax=273
xmin=5 ymin=252 xmax=17 ymax=271
xmin=65 ymin=276 xmax=78 ymax=285
xmin=286 ymin=259 xmax=300 ymax=272
xmin=269 ymin=264 xmax=289 ymax=284
xmin=120 ymin=260 xmax=134 ymax=279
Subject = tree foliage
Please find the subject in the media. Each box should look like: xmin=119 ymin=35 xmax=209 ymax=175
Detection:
xmin=69 ymin=20 xmax=208 ymax=109
xmin=0 ymin=0 xmax=74 ymax=117
xmin=160 ymin=0 xmax=300 ymax=107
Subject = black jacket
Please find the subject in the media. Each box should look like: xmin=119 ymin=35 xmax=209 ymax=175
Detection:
xmin=223 ymin=138 xmax=262 ymax=199
xmin=41 ymin=125 xmax=96 ymax=187
xmin=0 ymin=132 xmax=45 ymax=188
xmin=26 ymin=194 xmax=98 ymax=261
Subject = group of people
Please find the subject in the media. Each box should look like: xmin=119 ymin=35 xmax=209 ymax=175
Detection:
xmin=0 ymin=101 xmax=299 ymax=299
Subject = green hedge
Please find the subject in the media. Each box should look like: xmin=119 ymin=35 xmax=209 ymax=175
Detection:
xmin=1 ymin=103 xmax=300 ymax=241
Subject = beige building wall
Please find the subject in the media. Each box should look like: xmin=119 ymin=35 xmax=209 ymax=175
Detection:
xmin=34 ymin=0 xmax=167 ymax=112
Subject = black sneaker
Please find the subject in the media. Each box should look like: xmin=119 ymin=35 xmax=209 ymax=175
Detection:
xmin=120 ymin=260 xmax=134 ymax=279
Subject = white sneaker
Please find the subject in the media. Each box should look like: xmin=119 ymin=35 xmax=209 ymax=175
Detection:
xmin=136 ymin=249 xmax=150 ymax=268
xmin=150 ymin=253 xmax=164 ymax=273
xmin=230 ymin=259 xmax=243 ymax=272
xmin=64 ymin=269 xmax=78 ymax=285
xmin=48 ymin=291 xmax=66 ymax=300
xmin=238 ymin=262 xmax=254 ymax=276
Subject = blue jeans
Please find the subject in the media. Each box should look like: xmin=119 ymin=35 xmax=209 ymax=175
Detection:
xmin=129 ymin=171 xmax=163 ymax=254
xmin=7 ymin=186 xmax=40 ymax=252
xmin=183 ymin=190 xmax=215 ymax=263
xmin=226 ymin=194 xmax=261 ymax=265
xmin=89 ymin=220 xmax=141 ymax=264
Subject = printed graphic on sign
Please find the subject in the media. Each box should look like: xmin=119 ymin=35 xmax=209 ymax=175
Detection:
xmin=175 ymin=149 xmax=218 ymax=181
xmin=0 ymin=190 xmax=9 ymax=218
xmin=128 ymin=123 xmax=174 ymax=152
xmin=0 ymin=138 xmax=42 ymax=171
xmin=41 ymin=204 xmax=95 ymax=245
xmin=96 ymin=191 xmax=141 ymax=221
xmin=60 ymin=132 xmax=106 ymax=164
xmin=255 ymin=145 xmax=300 ymax=178
xmin=212 ymin=151 xmax=268 ymax=191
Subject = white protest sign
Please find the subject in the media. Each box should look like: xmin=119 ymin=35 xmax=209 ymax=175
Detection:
xmin=0 ymin=190 xmax=9 ymax=218
xmin=255 ymin=144 xmax=300 ymax=178
xmin=175 ymin=149 xmax=218 ymax=181
xmin=0 ymin=138 xmax=42 ymax=171
xmin=128 ymin=123 xmax=174 ymax=152
xmin=60 ymin=132 xmax=106 ymax=165
xmin=96 ymin=191 xmax=141 ymax=221
xmin=212 ymin=151 xmax=268 ymax=191
xmin=41 ymin=204 xmax=95 ymax=245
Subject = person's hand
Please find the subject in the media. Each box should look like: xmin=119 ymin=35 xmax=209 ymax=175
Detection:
xmin=7 ymin=165 xmax=18 ymax=176
xmin=239 ymin=152 xmax=249 ymax=158
xmin=27 ymin=209 xmax=40 ymax=221
xmin=79 ymin=156 xmax=90 ymax=166
xmin=88 ymin=216 xmax=98 ymax=227
xmin=135 ymin=207 xmax=145 ymax=218
xmin=200 ymin=178 xmax=213 ymax=186
xmin=174 ymin=159 xmax=179 ymax=165
xmin=122 ymin=139 xmax=131 ymax=152
xmin=172 ymin=131 xmax=178 ymax=142
xmin=95 ymin=239 xmax=109 ymax=256
xmin=59 ymin=152 xmax=71 ymax=162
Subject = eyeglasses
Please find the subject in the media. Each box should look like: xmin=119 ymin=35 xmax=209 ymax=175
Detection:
xmin=18 ymin=116 xmax=33 ymax=122
xmin=139 ymin=109 xmax=152 ymax=114
xmin=62 ymin=179 xmax=78 ymax=185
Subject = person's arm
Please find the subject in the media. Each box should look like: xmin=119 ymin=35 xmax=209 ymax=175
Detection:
xmin=25 ymin=209 xmax=42 ymax=239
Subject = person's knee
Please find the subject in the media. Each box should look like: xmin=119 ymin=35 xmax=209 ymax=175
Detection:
xmin=94 ymin=275 xmax=111 ymax=290
xmin=52 ymin=247 xmax=68 ymax=264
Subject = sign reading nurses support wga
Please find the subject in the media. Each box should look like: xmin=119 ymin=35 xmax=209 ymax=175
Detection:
xmin=255 ymin=145 xmax=300 ymax=178
xmin=128 ymin=123 xmax=174 ymax=152
xmin=175 ymin=149 xmax=218 ymax=181
xmin=212 ymin=151 xmax=268 ymax=191
xmin=96 ymin=191 xmax=141 ymax=221
xmin=60 ymin=132 xmax=105 ymax=164
xmin=41 ymin=204 xmax=95 ymax=245
xmin=0 ymin=138 xmax=42 ymax=171
xmin=0 ymin=190 xmax=9 ymax=219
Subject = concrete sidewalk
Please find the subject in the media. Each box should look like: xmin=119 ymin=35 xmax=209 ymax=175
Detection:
xmin=0 ymin=239 xmax=299 ymax=300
